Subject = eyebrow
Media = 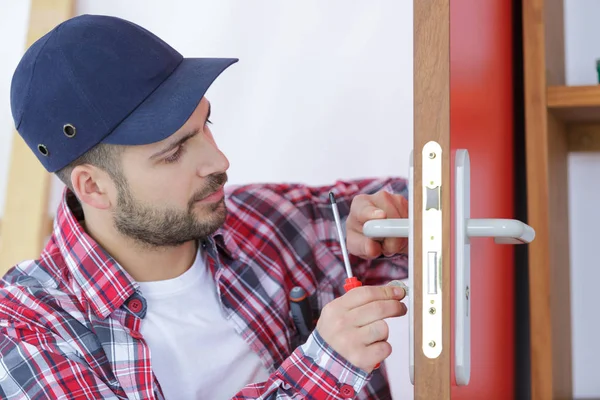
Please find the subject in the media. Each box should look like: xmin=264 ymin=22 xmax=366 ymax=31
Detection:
xmin=150 ymin=102 xmax=212 ymax=160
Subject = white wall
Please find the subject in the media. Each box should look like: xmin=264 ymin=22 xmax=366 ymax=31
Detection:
xmin=0 ymin=1 xmax=414 ymax=398
xmin=564 ymin=1 xmax=600 ymax=398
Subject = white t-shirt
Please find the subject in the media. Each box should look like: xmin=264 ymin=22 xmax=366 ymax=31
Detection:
xmin=137 ymin=248 xmax=270 ymax=399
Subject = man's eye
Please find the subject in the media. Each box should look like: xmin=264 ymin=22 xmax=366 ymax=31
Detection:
xmin=165 ymin=146 xmax=184 ymax=163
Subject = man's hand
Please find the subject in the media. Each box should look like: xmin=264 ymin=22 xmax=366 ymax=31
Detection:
xmin=346 ymin=191 xmax=408 ymax=259
xmin=315 ymin=285 xmax=407 ymax=373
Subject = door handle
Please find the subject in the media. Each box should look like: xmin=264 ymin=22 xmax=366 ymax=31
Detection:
xmin=463 ymin=219 xmax=535 ymax=244
xmin=362 ymin=149 xmax=535 ymax=386
xmin=362 ymin=218 xmax=409 ymax=238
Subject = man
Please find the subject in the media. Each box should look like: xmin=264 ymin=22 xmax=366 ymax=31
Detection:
xmin=0 ymin=14 xmax=409 ymax=399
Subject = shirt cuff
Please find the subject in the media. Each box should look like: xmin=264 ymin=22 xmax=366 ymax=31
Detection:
xmin=277 ymin=329 xmax=370 ymax=398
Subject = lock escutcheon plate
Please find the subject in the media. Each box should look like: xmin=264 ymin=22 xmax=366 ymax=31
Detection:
xmin=422 ymin=141 xmax=443 ymax=359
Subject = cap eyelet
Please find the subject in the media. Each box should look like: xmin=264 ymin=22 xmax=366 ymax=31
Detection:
xmin=63 ymin=124 xmax=76 ymax=138
xmin=37 ymin=144 xmax=49 ymax=156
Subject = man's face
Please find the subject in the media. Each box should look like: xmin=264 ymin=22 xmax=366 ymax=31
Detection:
xmin=112 ymin=97 xmax=230 ymax=247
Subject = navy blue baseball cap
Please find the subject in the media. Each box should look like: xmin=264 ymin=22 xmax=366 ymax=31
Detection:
xmin=10 ymin=14 xmax=238 ymax=172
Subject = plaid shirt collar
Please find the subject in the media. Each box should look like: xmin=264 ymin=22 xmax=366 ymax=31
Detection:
xmin=54 ymin=187 xmax=239 ymax=320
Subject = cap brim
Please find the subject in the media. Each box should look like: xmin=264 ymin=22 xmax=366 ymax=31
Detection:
xmin=102 ymin=57 xmax=238 ymax=146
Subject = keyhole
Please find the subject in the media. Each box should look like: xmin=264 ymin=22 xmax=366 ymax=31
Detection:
xmin=466 ymin=286 xmax=470 ymax=317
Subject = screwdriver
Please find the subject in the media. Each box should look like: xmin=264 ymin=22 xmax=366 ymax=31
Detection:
xmin=329 ymin=192 xmax=380 ymax=369
xmin=289 ymin=286 xmax=314 ymax=343
xmin=329 ymin=192 xmax=362 ymax=291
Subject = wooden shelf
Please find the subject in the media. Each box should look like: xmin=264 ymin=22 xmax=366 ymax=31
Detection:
xmin=547 ymin=85 xmax=600 ymax=122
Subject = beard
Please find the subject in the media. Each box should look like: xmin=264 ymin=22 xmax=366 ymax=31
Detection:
xmin=112 ymin=172 xmax=228 ymax=248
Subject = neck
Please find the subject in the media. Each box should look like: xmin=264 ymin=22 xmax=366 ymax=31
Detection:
xmin=82 ymin=212 xmax=198 ymax=283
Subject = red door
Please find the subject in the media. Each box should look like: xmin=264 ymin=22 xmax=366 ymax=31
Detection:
xmin=407 ymin=0 xmax=520 ymax=398
xmin=451 ymin=0 xmax=516 ymax=397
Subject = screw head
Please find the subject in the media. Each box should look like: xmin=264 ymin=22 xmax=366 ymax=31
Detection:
xmin=429 ymin=340 xmax=436 ymax=347
xmin=429 ymin=307 xmax=436 ymax=315
xmin=429 ymin=152 xmax=436 ymax=159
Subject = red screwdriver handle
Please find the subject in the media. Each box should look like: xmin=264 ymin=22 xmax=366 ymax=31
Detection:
xmin=343 ymin=276 xmax=362 ymax=291
xmin=344 ymin=277 xmax=380 ymax=369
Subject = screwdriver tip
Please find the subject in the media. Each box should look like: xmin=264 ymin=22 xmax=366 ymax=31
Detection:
xmin=329 ymin=192 xmax=336 ymax=204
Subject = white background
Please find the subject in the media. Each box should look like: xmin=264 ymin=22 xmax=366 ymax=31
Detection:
xmin=0 ymin=0 xmax=414 ymax=398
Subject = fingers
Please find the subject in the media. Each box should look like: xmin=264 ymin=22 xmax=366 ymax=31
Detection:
xmin=350 ymin=299 xmax=407 ymax=327
xmin=359 ymin=319 xmax=390 ymax=344
xmin=352 ymin=191 xmax=407 ymax=223
xmin=346 ymin=228 xmax=383 ymax=260
xmin=370 ymin=191 xmax=408 ymax=221
xmin=346 ymin=192 xmax=409 ymax=259
xmin=381 ymin=237 xmax=407 ymax=257
xmin=339 ymin=285 xmax=406 ymax=310
xmin=349 ymin=194 xmax=387 ymax=224
xmin=360 ymin=341 xmax=393 ymax=371
xmin=372 ymin=193 xmax=408 ymax=256
xmin=314 ymin=284 xmax=407 ymax=373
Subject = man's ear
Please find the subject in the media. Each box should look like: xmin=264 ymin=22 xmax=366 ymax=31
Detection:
xmin=70 ymin=165 xmax=114 ymax=210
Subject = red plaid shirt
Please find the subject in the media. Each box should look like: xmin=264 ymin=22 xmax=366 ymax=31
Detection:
xmin=0 ymin=178 xmax=408 ymax=399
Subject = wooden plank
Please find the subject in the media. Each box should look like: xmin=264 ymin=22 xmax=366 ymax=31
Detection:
xmin=542 ymin=2 xmax=573 ymax=393
xmin=546 ymin=113 xmax=573 ymax=399
xmin=548 ymin=85 xmax=600 ymax=108
xmin=568 ymin=123 xmax=600 ymax=151
xmin=522 ymin=0 xmax=554 ymax=398
xmin=544 ymin=0 xmax=566 ymax=86
xmin=542 ymin=1 xmax=573 ymax=398
xmin=0 ymin=0 xmax=74 ymax=273
xmin=522 ymin=0 xmax=573 ymax=398
xmin=0 ymin=217 xmax=53 ymax=238
xmin=548 ymin=85 xmax=600 ymax=122
xmin=549 ymin=106 xmax=600 ymax=123
xmin=413 ymin=0 xmax=450 ymax=398
xmin=0 ymin=217 xmax=54 ymax=252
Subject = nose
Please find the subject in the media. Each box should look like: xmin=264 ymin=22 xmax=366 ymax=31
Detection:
xmin=196 ymin=142 xmax=230 ymax=178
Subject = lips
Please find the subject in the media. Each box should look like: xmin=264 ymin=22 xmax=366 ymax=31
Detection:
xmin=197 ymin=186 xmax=224 ymax=203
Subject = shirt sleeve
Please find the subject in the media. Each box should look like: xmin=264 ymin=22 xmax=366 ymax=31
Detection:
xmin=0 ymin=325 xmax=125 ymax=400
xmin=261 ymin=177 xmax=410 ymax=286
xmin=0 ymin=323 xmax=367 ymax=400
xmin=231 ymin=329 xmax=369 ymax=400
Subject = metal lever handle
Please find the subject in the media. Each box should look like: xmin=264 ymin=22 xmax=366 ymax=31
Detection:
xmin=363 ymin=218 xmax=409 ymax=238
xmin=466 ymin=219 xmax=535 ymax=244
xmin=364 ymin=218 xmax=534 ymax=243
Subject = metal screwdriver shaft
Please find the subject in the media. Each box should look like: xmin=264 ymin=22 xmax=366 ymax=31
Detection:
xmin=329 ymin=193 xmax=362 ymax=290
xmin=329 ymin=192 xmax=354 ymax=279
xmin=329 ymin=191 xmax=379 ymax=368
